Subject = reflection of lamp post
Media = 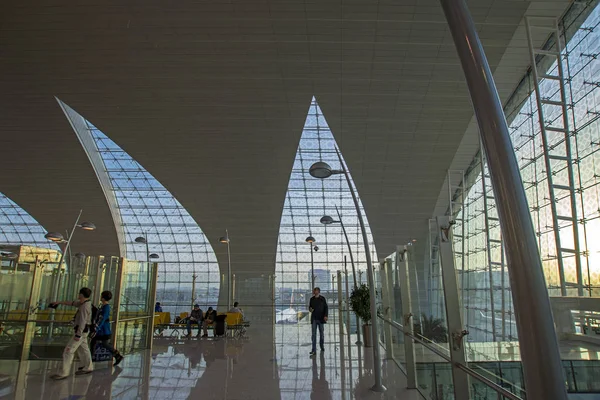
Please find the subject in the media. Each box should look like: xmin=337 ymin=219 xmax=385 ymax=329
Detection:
xmin=309 ymin=148 xmax=386 ymax=392
xmin=219 ymin=231 xmax=231 ymax=310
xmin=134 ymin=236 xmax=160 ymax=262
xmin=305 ymin=236 xmax=316 ymax=290
xmin=320 ymin=209 xmax=362 ymax=345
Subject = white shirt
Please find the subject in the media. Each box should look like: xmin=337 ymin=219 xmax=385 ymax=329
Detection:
xmin=229 ymin=307 xmax=244 ymax=318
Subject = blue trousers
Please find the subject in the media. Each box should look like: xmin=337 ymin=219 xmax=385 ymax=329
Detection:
xmin=311 ymin=320 xmax=324 ymax=352
xmin=186 ymin=319 xmax=201 ymax=335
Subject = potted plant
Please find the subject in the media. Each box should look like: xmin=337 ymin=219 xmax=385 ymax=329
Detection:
xmin=350 ymin=284 xmax=373 ymax=347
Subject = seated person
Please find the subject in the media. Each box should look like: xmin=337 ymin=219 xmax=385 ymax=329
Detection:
xmin=228 ymin=301 xmax=245 ymax=320
xmin=185 ymin=304 xmax=203 ymax=338
xmin=202 ymin=307 xmax=217 ymax=338
xmin=155 ymin=302 xmax=163 ymax=312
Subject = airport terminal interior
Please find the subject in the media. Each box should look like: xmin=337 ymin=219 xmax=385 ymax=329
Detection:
xmin=2 ymin=0 xmax=600 ymax=399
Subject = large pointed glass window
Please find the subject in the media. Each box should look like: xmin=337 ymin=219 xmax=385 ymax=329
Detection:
xmin=58 ymin=100 xmax=219 ymax=314
xmin=274 ymin=97 xmax=377 ymax=315
xmin=0 ymin=192 xmax=58 ymax=250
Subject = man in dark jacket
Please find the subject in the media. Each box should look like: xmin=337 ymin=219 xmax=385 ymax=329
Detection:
xmin=309 ymin=287 xmax=328 ymax=356
xmin=186 ymin=304 xmax=203 ymax=337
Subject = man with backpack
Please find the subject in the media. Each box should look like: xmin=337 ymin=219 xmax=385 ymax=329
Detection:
xmin=49 ymin=287 xmax=94 ymax=380
xmin=89 ymin=291 xmax=124 ymax=366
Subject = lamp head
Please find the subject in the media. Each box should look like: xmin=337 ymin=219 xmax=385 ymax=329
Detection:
xmin=78 ymin=222 xmax=96 ymax=231
xmin=305 ymin=236 xmax=316 ymax=244
xmin=309 ymin=161 xmax=336 ymax=179
xmin=45 ymin=232 xmax=65 ymax=242
xmin=219 ymin=236 xmax=229 ymax=244
xmin=134 ymin=237 xmax=147 ymax=244
xmin=320 ymin=216 xmax=336 ymax=225
xmin=149 ymin=253 xmax=160 ymax=259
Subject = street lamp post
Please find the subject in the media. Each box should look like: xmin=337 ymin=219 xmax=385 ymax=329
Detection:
xmin=320 ymin=208 xmax=362 ymax=345
xmin=44 ymin=210 xmax=96 ymax=339
xmin=305 ymin=236 xmax=316 ymax=291
xmin=309 ymin=148 xmax=386 ymax=392
xmin=219 ymin=231 xmax=232 ymax=310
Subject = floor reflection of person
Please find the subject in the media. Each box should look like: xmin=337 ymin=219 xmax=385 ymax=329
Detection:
xmin=311 ymin=352 xmax=332 ymax=400
xmin=86 ymin=366 xmax=123 ymax=399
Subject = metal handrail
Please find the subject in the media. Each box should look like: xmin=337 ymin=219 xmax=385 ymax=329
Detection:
xmin=378 ymin=315 xmax=523 ymax=400
xmin=117 ymin=315 xmax=153 ymax=323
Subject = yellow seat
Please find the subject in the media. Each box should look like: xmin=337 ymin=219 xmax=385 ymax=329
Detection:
xmin=152 ymin=311 xmax=171 ymax=325
xmin=225 ymin=312 xmax=242 ymax=326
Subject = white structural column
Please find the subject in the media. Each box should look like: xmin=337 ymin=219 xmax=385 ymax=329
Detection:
xmin=436 ymin=216 xmax=470 ymax=399
xmin=380 ymin=260 xmax=394 ymax=359
xmin=439 ymin=0 xmax=568 ymax=398
xmin=398 ymin=246 xmax=417 ymax=389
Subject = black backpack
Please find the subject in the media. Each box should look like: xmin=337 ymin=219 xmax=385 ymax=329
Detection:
xmin=88 ymin=304 xmax=100 ymax=338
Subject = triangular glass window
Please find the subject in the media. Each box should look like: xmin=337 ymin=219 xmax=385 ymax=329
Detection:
xmin=58 ymin=99 xmax=219 ymax=314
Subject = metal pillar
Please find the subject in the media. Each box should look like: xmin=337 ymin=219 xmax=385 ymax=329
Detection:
xmin=380 ymin=260 xmax=394 ymax=359
xmin=146 ymin=262 xmax=158 ymax=351
xmin=21 ymin=257 xmax=43 ymax=362
xmin=439 ymin=1 xmax=568 ymax=398
xmin=337 ymin=270 xmax=345 ymax=346
xmin=344 ymin=262 xmax=353 ymax=346
xmin=191 ymin=273 xmax=197 ymax=309
xmin=226 ymin=230 xmax=232 ymax=310
xmin=385 ymin=258 xmax=397 ymax=352
xmin=334 ymin=147 xmax=385 ymax=392
xmin=398 ymin=246 xmax=417 ymax=389
xmin=336 ymin=206 xmax=361 ymax=345
xmin=436 ymin=216 xmax=470 ymax=399
xmin=309 ymin=241 xmax=315 ymax=291
xmin=480 ymin=149 xmax=498 ymax=341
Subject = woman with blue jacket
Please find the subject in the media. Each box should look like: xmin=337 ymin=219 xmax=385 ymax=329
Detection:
xmin=90 ymin=291 xmax=124 ymax=366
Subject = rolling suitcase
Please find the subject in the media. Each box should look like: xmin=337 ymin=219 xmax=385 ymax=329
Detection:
xmin=214 ymin=315 xmax=227 ymax=337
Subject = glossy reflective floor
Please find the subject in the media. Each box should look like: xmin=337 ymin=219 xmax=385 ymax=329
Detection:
xmin=0 ymin=316 xmax=423 ymax=399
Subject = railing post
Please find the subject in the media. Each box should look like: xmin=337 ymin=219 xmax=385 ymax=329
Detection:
xmin=436 ymin=216 xmax=470 ymax=399
xmin=398 ymin=245 xmax=417 ymax=389
xmin=146 ymin=262 xmax=158 ymax=351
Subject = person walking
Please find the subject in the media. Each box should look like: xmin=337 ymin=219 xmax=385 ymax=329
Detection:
xmin=90 ymin=291 xmax=124 ymax=366
xmin=49 ymin=287 xmax=94 ymax=380
xmin=309 ymin=287 xmax=328 ymax=357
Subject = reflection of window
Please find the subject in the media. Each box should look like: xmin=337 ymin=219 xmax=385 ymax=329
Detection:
xmin=58 ymin=100 xmax=219 ymax=315
xmin=0 ymin=192 xmax=58 ymax=250
xmin=275 ymin=97 xmax=376 ymax=311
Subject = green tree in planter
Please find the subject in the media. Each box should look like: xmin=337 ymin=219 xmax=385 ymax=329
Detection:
xmin=413 ymin=314 xmax=448 ymax=343
xmin=350 ymin=284 xmax=371 ymax=323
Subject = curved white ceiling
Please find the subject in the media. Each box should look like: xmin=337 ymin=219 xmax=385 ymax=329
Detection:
xmin=0 ymin=0 xmax=571 ymax=269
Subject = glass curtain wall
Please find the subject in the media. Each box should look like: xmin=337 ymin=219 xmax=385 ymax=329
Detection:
xmin=274 ymin=97 xmax=377 ymax=316
xmin=0 ymin=192 xmax=58 ymax=252
xmin=446 ymin=1 xmax=600 ymax=342
xmin=58 ymin=101 xmax=220 ymax=316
